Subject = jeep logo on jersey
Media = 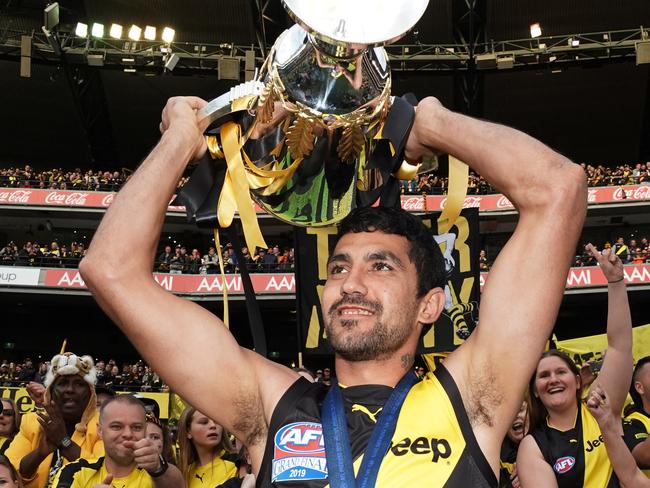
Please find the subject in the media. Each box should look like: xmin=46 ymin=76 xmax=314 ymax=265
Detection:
xmin=390 ymin=436 xmax=452 ymax=462
xmin=275 ymin=422 xmax=325 ymax=454
xmin=272 ymin=422 xmax=328 ymax=482
xmin=554 ymin=456 xmax=575 ymax=474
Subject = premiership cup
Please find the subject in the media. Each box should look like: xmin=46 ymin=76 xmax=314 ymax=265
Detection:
xmin=179 ymin=0 xmax=429 ymax=252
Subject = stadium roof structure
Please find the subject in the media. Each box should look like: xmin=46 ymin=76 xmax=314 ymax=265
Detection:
xmin=0 ymin=0 xmax=649 ymax=168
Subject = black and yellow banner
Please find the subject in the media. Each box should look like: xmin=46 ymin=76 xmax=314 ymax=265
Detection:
xmin=295 ymin=208 xmax=480 ymax=355
xmin=556 ymin=323 xmax=650 ymax=366
xmin=0 ymin=388 xmax=171 ymax=419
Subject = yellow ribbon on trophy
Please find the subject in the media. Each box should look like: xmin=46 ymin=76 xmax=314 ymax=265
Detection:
xmin=218 ymin=121 xmax=268 ymax=253
xmin=207 ymin=95 xmax=311 ymax=253
xmin=437 ymin=156 xmax=469 ymax=234
xmin=394 ymin=155 xmax=469 ymax=231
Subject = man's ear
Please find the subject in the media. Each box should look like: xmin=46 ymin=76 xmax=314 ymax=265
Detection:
xmin=97 ymin=421 xmax=103 ymax=440
xmin=418 ymin=287 xmax=445 ymax=326
xmin=635 ymin=380 xmax=645 ymax=396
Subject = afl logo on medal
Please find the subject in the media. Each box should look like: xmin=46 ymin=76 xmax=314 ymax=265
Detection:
xmin=553 ymin=456 xmax=575 ymax=474
xmin=272 ymin=422 xmax=328 ymax=482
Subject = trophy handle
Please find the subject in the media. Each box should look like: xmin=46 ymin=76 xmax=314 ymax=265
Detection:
xmin=197 ymin=80 xmax=265 ymax=125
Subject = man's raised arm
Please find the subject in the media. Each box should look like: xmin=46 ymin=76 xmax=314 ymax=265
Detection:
xmin=406 ymin=98 xmax=587 ymax=450
xmin=79 ymin=97 xmax=297 ymax=451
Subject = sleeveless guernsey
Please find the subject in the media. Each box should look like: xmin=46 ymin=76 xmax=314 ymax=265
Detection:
xmin=257 ymin=363 xmax=497 ymax=487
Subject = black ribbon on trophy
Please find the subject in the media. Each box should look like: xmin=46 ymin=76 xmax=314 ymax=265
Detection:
xmin=175 ymin=0 xmax=473 ymax=355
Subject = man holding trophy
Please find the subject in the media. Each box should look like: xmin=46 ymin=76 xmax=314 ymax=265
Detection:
xmin=80 ymin=1 xmax=587 ymax=486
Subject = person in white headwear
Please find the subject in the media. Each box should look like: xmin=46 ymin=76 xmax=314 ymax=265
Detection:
xmin=5 ymin=353 xmax=104 ymax=488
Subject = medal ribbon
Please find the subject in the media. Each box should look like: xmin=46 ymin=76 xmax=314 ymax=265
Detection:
xmin=321 ymin=371 xmax=418 ymax=488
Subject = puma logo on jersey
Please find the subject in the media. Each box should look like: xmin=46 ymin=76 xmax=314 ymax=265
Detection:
xmin=585 ymin=434 xmax=605 ymax=452
xmin=390 ymin=436 xmax=452 ymax=462
xmin=351 ymin=404 xmax=382 ymax=423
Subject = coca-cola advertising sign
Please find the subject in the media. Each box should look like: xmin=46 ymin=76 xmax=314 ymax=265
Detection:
xmin=101 ymin=193 xmax=114 ymax=207
xmin=0 ymin=190 xmax=32 ymax=204
xmin=613 ymin=186 xmax=650 ymax=201
xmin=401 ymin=196 xmax=425 ymax=211
xmin=44 ymin=191 xmax=89 ymax=206
xmin=0 ymin=185 xmax=648 ymax=213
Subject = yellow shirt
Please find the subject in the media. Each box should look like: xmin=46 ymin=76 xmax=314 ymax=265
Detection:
xmin=51 ymin=457 xmax=154 ymax=488
xmin=187 ymin=457 xmax=237 ymax=488
xmin=5 ymin=410 xmax=104 ymax=488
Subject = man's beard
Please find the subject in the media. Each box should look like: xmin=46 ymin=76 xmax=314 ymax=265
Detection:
xmin=106 ymin=444 xmax=135 ymax=467
xmin=326 ymin=294 xmax=416 ymax=361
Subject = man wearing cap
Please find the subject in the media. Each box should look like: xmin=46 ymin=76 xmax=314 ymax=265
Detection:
xmin=5 ymin=353 xmax=104 ymax=488
xmin=51 ymin=395 xmax=183 ymax=488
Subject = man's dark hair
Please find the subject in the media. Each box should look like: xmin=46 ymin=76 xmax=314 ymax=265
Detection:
xmin=337 ymin=206 xmax=446 ymax=297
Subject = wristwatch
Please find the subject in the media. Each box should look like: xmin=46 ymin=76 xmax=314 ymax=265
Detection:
xmin=148 ymin=454 xmax=168 ymax=478
xmin=59 ymin=436 xmax=72 ymax=449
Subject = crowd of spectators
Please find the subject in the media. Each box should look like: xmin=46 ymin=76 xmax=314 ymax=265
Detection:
xmin=574 ymin=236 xmax=650 ymax=267
xmin=401 ymin=163 xmax=650 ymax=195
xmin=0 ymin=357 xmax=167 ymax=391
xmin=0 ymin=238 xmax=295 ymax=274
xmin=480 ymin=235 xmax=650 ymax=270
xmin=5 ymin=234 xmax=650 ymax=274
xmin=0 ymin=240 xmax=87 ymax=268
xmin=0 ymin=165 xmax=189 ymax=192
xmin=583 ymin=163 xmax=650 ymax=187
xmin=156 ymin=243 xmax=294 ymax=274
xmin=1 ymin=163 xmax=649 ymax=196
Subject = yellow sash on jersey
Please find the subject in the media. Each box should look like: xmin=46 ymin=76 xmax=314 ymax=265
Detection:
xmin=581 ymin=403 xmax=615 ymax=486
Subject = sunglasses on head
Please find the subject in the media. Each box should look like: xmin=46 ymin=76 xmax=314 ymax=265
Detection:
xmin=1 ymin=409 xmax=14 ymax=417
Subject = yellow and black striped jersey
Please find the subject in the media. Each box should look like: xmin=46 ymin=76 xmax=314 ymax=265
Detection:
xmin=258 ymin=363 xmax=497 ymax=487
xmin=51 ymin=456 xmax=154 ymax=488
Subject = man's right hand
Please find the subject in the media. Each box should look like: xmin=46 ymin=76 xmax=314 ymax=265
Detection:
xmin=404 ymin=97 xmax=444 ymax=163
xmin=158 ymin=96 xmax=210 ymax=162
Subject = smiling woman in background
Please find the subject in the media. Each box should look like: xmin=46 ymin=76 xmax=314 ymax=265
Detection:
xmin=517 ymin=245 xmax=639 ymax=488
xmin=177 ymin=406 xmax=237 ymax=488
